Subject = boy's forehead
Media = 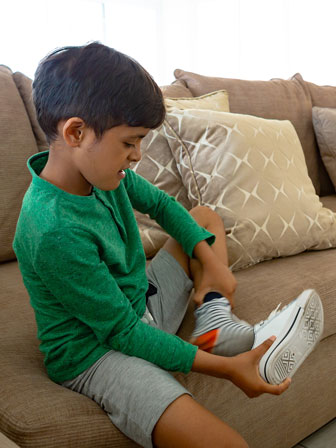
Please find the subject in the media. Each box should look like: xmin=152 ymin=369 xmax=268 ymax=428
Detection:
xmin=118 ymin=125 xmax=150 ymax=139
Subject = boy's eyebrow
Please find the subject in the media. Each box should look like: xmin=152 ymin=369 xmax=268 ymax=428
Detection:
xmin=125 ymin=134 xmax=147 ymax=140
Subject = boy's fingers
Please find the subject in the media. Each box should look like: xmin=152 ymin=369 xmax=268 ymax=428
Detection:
xmin=263 ymin=377 xmax=291 ymax=395
xmin=254 ymin=336 xmax=276 ymax=359
xmin=193 ymin=288 xmax=208 ymax=306
xmin=252 ymin=337 xmax=291 ymax=396
xmin=225 ymin=293 xmax=235 ymax=310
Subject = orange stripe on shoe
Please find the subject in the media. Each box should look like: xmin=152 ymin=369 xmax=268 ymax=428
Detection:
xmin=191 ymin=329 xmax=219 ymax=353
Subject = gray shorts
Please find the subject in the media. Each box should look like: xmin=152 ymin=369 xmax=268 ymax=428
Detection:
xmin=62 ymin=248 xmax=194 ymax=448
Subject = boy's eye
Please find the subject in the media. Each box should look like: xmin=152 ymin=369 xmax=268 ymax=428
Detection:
xmin=124 ymin=142 xmax=135 ymax=149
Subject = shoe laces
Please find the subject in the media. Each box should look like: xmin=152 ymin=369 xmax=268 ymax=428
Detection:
xmin=256 ymin=302 xmax=283 ymax=327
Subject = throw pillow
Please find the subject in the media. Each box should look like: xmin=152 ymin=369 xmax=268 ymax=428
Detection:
xmin=312 ymin=107 xmax=336 ymax=191
xmin=164 ymin=108 xmax=336 ymax=271
xmin=132 ymin=127 xmax=191 ymax=258
xmin=174 ymin=69 xmax=323 ymax=196
xmin=133 ymin=91 xmax=231 ymax=257
xmin=165 ymin=90 xmax=229 ymax=112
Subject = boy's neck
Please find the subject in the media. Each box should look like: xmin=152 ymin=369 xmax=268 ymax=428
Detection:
xmin=39 ymin=148 xmax=93 ymax=196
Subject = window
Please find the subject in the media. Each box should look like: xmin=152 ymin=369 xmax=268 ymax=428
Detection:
xmin=0 ymin=0 xmax=335 ymax=86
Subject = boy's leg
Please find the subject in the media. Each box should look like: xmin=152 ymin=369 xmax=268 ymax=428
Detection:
xmin=162 ymin=205 xmax=324 ymax=385
xmin=162 ymin=205 xmax=232 ymax=298
xmin=62 ymin=348 xmax=248 ymax=448
xmin=153 ymin=394 xmax=248 ymax=448
xmin=162 ymin=205 xmax=255 ymax=356
xmin=144 ymin=244 xmax=247 ymax=447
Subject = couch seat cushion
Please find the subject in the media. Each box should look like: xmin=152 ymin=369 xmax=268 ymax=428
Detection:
xmin=1 ymin=217 xmax=336 ymax=447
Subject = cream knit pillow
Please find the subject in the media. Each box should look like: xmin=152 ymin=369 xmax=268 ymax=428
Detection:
xmin=164 ymin=109 xmax=336 ymax=271
xmin=165 ymin=90 xmax=229 ymax=112
xmin=133 ymin=91 xmax=230 ymax=258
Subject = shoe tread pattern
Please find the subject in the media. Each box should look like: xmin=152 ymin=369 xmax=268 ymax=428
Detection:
xmin=272 ymin=292 xmax=323 ymax=383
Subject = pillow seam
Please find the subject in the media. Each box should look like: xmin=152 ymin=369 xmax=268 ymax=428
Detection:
xmin=163 ymin=118 xmax=202 ymax=205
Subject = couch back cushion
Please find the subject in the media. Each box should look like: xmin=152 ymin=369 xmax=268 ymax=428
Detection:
xmin=161 ymin=79 xmax=193 ymax=98
xmin=13 ymin=72 xmax=48 ymax=152
xmin=174 ymin=69 xmax=328 ymax=195
xmin=304 ymin=80 xmax=336 ymax=108
xmin=295 ymin=77 xmax=336 ymax=195
xmin=0 ymin=65 xmax=38 ymax=262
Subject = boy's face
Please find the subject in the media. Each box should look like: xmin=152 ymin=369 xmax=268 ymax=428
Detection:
xmin=73 ymin=123 xmax=150 ymax=192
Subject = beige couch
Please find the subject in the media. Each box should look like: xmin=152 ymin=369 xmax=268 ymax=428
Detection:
xmin=1 ymin=64 xmax=335 ymax=448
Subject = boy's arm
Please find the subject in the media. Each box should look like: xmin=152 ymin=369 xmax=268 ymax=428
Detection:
xmin=34 ymin=227 xmax=197 ymax=374
xmin=125 ymin=170 xmax=215 ymax=258
xmin=34 ymin=229 xmax=289 ymax=399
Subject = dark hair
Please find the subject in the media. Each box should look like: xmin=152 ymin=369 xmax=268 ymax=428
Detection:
xmin=32 ymin=42 xmax=166 ymax=143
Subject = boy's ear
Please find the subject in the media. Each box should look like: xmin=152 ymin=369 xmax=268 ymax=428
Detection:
xmin=62 ymin=117 xmax=87 ymax=147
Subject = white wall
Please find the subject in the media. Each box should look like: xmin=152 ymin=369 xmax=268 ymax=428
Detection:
xmin=0 ymin=0 xmax=335 ymax=85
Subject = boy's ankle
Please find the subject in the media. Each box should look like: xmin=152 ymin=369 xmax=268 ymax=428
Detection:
xmin=191 ymin=296 xmax=254 ymax=356
xmin=193 ymin=291 xmax=225 ymax=308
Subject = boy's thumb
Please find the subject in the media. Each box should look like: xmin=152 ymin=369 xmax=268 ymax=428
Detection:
xmin=255 ymin=336 xmax=276 ymax=358
xmin=193 ymin=288 xmax=208 ymax=307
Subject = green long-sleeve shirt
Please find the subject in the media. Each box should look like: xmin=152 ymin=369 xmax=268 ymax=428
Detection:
xmin=13 ymin=150 xmax=215 ymax=383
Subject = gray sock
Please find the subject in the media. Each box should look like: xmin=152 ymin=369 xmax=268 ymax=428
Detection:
xmin=191 ymin=297 xmax=255 ymax=356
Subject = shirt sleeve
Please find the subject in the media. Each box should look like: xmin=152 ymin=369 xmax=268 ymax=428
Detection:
xmin=34 ymin=227 xmax=197 ymax=373
xmin=125 ymin=169 xmax=215 ymax=257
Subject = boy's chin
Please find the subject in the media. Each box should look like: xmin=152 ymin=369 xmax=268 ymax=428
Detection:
xmin=96 ymin=181 xmax=120 ymax=191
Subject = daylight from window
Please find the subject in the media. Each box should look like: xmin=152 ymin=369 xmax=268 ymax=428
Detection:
xmin=1 ymin=0 xmax=336 ymax=86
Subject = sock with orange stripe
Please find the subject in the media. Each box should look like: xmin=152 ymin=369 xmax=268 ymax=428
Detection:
xmin=190 ymin=292 xmax=255 ymax=356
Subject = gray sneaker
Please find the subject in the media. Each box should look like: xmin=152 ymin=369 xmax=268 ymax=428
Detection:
xmin=253 ymin=289 xmax=324 ymax=385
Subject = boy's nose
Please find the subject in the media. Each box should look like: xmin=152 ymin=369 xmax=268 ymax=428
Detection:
xmin=130 ymin=142 xmax=141 ymax=162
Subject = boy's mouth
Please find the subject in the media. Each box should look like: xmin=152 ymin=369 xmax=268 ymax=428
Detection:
xmin=118 ymin=169 xmax=126 ymax=178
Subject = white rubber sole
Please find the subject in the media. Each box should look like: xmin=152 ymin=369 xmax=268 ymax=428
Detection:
xmin=259 ymin=289 xmax=324 ymax=385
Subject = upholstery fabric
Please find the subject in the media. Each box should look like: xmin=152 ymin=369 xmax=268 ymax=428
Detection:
xmin=304 ymin=79 xmax=336 ymax=108
xmin=174 ymin=69 xmax=323 ymax=195
xmin=164 ymin=108 xmax=336 ymax=271
xmin=133 ymin=91 xmax=231 ymax=257
xmin=0 ymin=65 xmax=38 ymax=262
xmin=295 ymin=76 xmax=336 ymax=195
xmin=312 ymin=107 xmax=336 ymax=191
xmin=161 ymin=79 xmax=193 ymax=98
xmin=12 ymin=72 xmax=48 ymax=152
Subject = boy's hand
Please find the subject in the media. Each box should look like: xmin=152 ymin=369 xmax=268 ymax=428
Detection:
xmin=193 ymin=259 xmax=237 ymax=309
xmin=226 ymin=337 xmax=291 ymax=398
xmin=192 ymin=337 xmax=291 ymax=398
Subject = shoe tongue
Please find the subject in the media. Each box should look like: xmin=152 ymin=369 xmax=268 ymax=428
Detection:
xmin=253 ymin=300 xmax=297 ymax=348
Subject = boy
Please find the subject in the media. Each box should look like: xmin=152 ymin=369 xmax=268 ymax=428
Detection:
xmin=13 ymin=42 xmax=323 ymax=448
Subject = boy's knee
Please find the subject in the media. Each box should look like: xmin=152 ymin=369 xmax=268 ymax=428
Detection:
xmin=189 ymin=205 xmax=223 ymax=228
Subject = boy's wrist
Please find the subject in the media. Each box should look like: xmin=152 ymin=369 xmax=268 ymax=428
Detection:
xmin=193 ymin=240 xmax=218 ymax=266
xmin=191 ymin=349 xmax=231 ymax=379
